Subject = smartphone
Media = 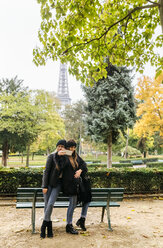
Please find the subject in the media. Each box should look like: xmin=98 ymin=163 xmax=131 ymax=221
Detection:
xmin=64 ymin=149 xmax=73 ymax=156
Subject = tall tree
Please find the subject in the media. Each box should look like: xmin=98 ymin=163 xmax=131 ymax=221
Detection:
xmin=34 ymin=0 xmax=163 ymax=85
xmin=62 ymin=100 xmax=86 ymax=153
xmin=133 ymin=71 xmax=163 ymax=137
xmin=31 ymin=90 xmax=65 ymax=155
xmin=133 ymin=71 xmax=163 ymax=156
xmin=0 ymin=78 xmax=41 ymax=166
xmin=83 ymin=65 xmax=136 ymax=168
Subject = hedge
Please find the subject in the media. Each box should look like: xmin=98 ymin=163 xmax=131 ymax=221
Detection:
xmin=0 ymin=167 xmax=162 ymax=195
xmin=120 ymin=158 xmax=160 ymax=164
xmin=146 ymin=162 xmax=163 ymax=168
xmin=87 ymin=163 xmax=133 ymax=169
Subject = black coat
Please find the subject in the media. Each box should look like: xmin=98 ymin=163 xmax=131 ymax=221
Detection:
xmin=42 ymin=152 xmax=65 ymax=188
xmin=62 ymin=154 xmax=90 ymax=198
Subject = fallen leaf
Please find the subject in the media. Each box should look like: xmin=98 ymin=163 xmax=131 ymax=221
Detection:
xmin=127 ymin=217 xmax=131 ymax=219
xmin=15 ymin=229 xmax=25 ymax=233
xmin=142 ymin=235 xmax=149 ymax=238
xmin=81 ymin=232 xmax=90 ymax=236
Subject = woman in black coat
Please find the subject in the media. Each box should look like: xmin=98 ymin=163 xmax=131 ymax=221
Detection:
xmin=40 ymin=139 xmax=66 ymax=238
xmin=62 ymin=139 xmax=92 ymax=234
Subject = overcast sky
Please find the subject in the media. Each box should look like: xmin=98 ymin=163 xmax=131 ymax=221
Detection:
xmin=0 ymin=0 xmax=162 ymax=103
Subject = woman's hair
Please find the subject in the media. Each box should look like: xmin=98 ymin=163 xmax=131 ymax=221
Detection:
xmin=67 ymin=139 xmax=78 ymax=169
xmin=66 ymin=139 xmax=77 ymax=148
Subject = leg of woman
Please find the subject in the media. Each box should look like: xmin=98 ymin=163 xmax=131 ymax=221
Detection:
xmin=81 ymin=201 xmax=90 ymax=218
xmin=40 ymin=183 xmax=61 ymax=238
xmin=76 ymin=202 xmax=90 ymax=231
xmin=44 ymin=183 xmax=62 ymax=221
xmin=44 ymin=185 xmax=52 ymax=213
xmin=66 ymin=195 xmax=78 ymax=234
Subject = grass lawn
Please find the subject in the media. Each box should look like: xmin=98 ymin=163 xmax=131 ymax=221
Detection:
xmin=1 ymin=154 xmax=163 ymax=167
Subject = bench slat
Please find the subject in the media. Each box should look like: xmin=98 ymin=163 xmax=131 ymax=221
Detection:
xmin=16 ymin=201 xmax=120 ymax=209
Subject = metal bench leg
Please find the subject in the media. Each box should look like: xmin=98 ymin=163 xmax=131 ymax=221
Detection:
xmin=101 ymin=207 xmax=105 ymax=222
xmin=106 ymin=206 xmax=113 ymax=231
xmin=31 ymin=191 xmax=37 ymax=234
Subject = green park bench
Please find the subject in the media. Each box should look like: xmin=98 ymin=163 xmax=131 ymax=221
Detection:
xmin=16 ymin=187 xmax=124 ymax=233
xmin=131 ymin=160 xmax=143 ymax=165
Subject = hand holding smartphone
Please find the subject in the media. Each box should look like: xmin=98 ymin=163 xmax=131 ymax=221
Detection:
xmin=64 ymin=149 xmax=73 ymax=156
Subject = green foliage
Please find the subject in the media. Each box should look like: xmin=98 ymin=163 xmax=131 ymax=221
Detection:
xmin=0 ymin=77 xmax=43 ymax=166
xmin=121 ymin=146 xmax=141 ymax=156
xmin=62 ymin=100 xmax=86 ymax=143
xmin=83 ymin=65 xmax=136 ymax=144
xmin=34 ymin=0 xmax=162 ymax=85
xmin=0 ymin=167 xmax=162 ymax=194
xmin=30 ymin=90 xmax=65 ymax=154
xmin=90 ymin=168 xmax=163 ymax=193
xmin=0 ymin=168 xmax=43 ymax=193
xmin=87 ymin=163 xmax=133 ymax=170
xmin=146 ymin=162 xmax=163 ymax=167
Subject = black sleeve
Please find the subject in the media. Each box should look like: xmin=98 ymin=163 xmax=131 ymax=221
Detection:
xmin=42 ymin=153 xmax=53 ymax=188
xmin=77 ymin=154 xmax=88 ymax=174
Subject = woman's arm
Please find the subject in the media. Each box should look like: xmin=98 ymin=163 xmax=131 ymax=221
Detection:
xmin=74 ymin=154 xmax=88 ymax=178
xmin=77 ymin=154 xmax=88 ymax=174
xmin=42 ymin=153 xmax=53 ymax=189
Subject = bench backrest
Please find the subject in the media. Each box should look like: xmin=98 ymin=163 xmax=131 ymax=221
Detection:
xmin=17 ymin=188 xmax=124 ymax=204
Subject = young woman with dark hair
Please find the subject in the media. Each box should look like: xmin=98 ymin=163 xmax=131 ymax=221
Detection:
xmin=40 ymin=139 xmax=66 ymax=238
xmin=62 ymin=139 xmax=92 ymax=234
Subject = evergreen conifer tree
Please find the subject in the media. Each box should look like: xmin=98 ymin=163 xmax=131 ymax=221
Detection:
xmin=82 ymin=64 xmax=136 ymax=168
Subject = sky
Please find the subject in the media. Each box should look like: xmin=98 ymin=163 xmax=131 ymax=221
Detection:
xmin=0 ymin=0 xmax=162 ymax=103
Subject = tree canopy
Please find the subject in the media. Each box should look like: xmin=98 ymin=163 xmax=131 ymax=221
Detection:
xmin=0 ymin=77 xmax=41 ymax=166
xmin=31 ymin=90 xmax=65 ymax=154
xmin=133 ymin=71 xmax=163 ymax=137
xmin=83 ymin=65 xmax=136 ymax=167
xmin=34 ymin=0 xmax=163 ymax=85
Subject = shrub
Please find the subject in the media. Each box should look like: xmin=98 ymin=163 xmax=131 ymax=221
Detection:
xmin=112 ymin=163 xmax=133 ymax=168
xmin=0 ymin=167 xmax=162 ymax=195
xmin=146 ymin=162 xmax=163 ymax=168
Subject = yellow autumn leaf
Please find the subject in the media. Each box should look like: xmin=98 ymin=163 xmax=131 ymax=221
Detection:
xmin=133 ymin=72 xmax=163 ymax=138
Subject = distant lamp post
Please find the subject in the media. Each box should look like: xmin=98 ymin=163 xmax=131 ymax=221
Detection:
xmin=79 ymin=138 xmax=84 ymax=156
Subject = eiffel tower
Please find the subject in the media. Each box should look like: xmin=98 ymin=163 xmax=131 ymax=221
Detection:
xmin=57 ymin=63 xmax=71 ymax=105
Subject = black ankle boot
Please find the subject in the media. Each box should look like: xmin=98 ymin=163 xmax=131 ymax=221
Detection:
xmin=76 ymin=217 xmax=86 ymax=231
xmin=40 ymin=220 xmax=48 ymax=238
xmin=66 ymin=224 xmax=78 ymax=234
xmin=47 ymin=221 xmax=53 ymax=238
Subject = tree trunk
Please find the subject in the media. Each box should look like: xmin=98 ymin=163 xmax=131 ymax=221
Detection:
xmin=32 ymin=152 xmax=35 ymax=160
xmin=124 ymin=128 xmax=129 ymax=159
xmin=47 ymin=147 xmax=50 ymax=155
xmin=107 ymin=132 xmax=112 ymax=168
xmin=2 ymin=141 xmax=9 ymax=167
xmin=26 ymin=144 xmax=30 ymax=167
xmin=159 ymin=0 xmax=163 ymax=33
xmin=21 ymin=152 xmax=24 ymax=164
xmin=143 ymin=151 xmax=147 ymax=158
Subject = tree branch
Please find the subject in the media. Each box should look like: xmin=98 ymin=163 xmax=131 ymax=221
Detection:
xmin=62 ymin=3 xmax=160 ymax=55
xmin=146 ymin=0 xmax=158 ymax=4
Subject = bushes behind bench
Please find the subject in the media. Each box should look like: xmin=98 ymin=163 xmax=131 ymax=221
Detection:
xmin=0 ymin=167 xmax=162 ymax=195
